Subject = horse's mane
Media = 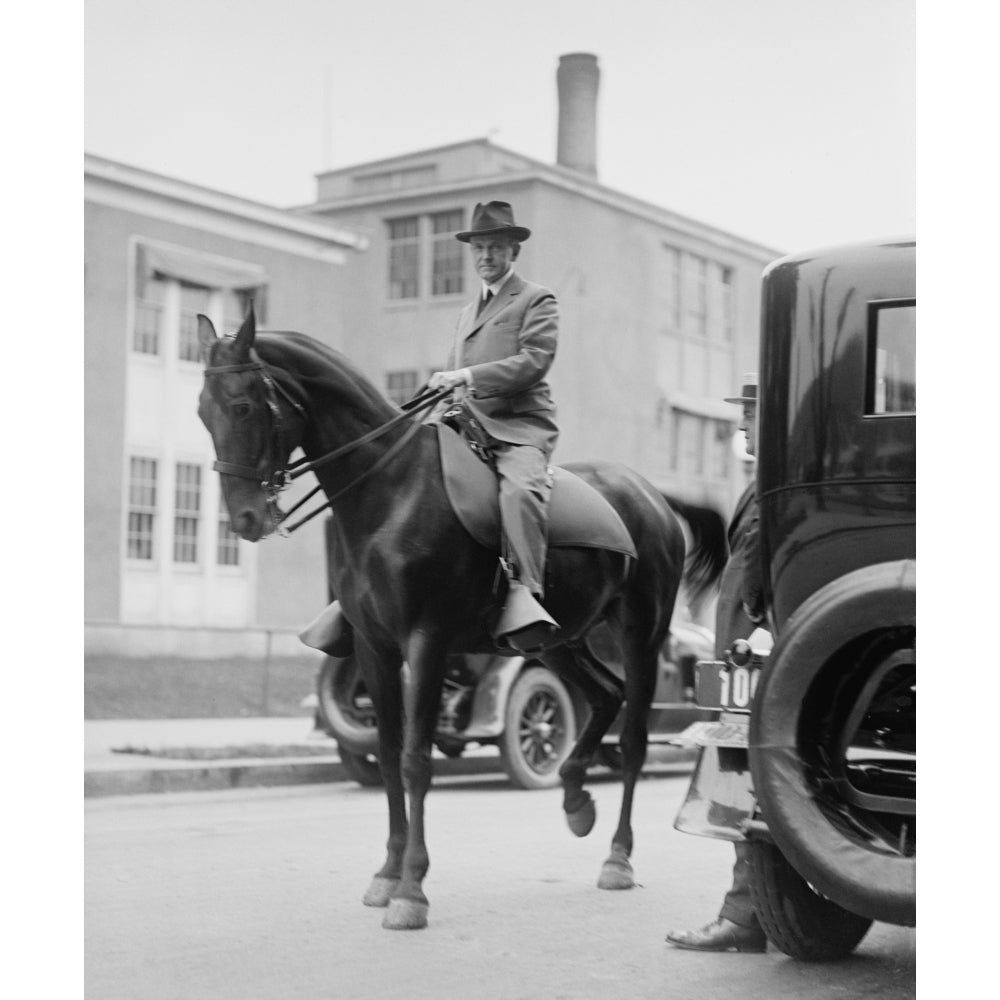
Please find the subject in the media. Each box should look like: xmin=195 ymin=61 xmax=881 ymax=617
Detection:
xmin=251 ymin=329 xmax=399 ymax=422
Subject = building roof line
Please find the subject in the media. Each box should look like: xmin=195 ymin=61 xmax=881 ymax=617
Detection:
xmin=300 ymin=138 xmax=786 ymax=262
xmin=312 ymin=137 xmax=498 ymax=181
xmin=302 ymin=146 xmax=782 ymax=261
xmin=85 ymin=153 xmax=368 ymax=251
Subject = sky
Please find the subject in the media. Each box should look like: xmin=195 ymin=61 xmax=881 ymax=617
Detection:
xmin=83 ymin=0 xmax=916 ymax=253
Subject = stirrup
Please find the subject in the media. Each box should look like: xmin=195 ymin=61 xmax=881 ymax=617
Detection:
xmin=493 ymin=581 xmax=558 ymax=654
xmin=298 ymin=600 xmax=354 ymax=657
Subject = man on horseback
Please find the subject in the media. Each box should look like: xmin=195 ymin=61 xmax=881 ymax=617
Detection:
xmin=428 ymin=201 xmax=560 ymax=654
xmin=300 ymin=200 xmax=562 ymax=658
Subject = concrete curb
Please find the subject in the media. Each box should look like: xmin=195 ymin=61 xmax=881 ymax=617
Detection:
xmin=84 ymin=751 xmax=508 ymax=799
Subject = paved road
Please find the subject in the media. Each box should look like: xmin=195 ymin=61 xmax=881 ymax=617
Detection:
xmin=86 ymin=768 xmax=915 ymax=999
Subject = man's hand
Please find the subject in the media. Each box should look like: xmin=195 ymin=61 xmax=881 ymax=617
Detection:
xmin=429 ymin=369 xmax=471 ymax=392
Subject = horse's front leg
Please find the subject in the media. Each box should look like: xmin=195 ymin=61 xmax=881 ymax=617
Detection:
xmin=382 ymin=628 xmax=449 ymax=931
xmin=354 ymin=639 xmax=408 ymax=909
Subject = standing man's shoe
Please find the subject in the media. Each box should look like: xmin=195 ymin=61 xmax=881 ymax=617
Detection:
xmin=665 ymin=917 xmax=766 ymax=953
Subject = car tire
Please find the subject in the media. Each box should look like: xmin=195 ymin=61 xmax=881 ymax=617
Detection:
xmin=316 ymin=654 xmax=380 ymax=756
xmin=338 ymin=748 xmax=383 ymax=788
xmin=749 ymin=560 xmax=916 ymax=926
xmin=499 ymin=666 xmax=576 ymax=790
xmin=747 ymin=840 xmax=873 ymax=961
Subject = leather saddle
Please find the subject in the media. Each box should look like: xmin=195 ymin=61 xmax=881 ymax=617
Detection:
xmin=434 ymin=423 xmax=637 ymax=560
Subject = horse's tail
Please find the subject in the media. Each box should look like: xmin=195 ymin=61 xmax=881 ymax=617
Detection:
xmin=661 ymin=494 xmax=728 ymax=603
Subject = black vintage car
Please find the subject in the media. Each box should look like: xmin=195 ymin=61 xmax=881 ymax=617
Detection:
xmin=673 ymin=237 xmax=915 ymax=960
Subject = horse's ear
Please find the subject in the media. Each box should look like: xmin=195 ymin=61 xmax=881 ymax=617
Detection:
xmin=232 ymin=303 xmax=256 ymax=361
xmin=197 ymin=314 xmax=218 ymax=364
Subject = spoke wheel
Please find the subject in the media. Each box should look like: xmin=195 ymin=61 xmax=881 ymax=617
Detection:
xmin=499 ymin=666 xmax=576 ymax=790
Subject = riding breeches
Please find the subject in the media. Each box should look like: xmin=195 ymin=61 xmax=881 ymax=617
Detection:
xmin=492 ymin=443 xmax=552 ymax=598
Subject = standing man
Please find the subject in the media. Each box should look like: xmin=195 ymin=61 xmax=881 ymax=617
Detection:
xmin=666 ymin=374 xmax=769 ymax=954
xmin=428 ymin=201 xmax=560 ymax=654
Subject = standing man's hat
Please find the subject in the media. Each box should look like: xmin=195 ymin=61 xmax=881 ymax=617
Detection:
xmin=456 ymin=201 xmax=531 ymax=243
xmin=724 ymin=373 xmax=758 ymax=404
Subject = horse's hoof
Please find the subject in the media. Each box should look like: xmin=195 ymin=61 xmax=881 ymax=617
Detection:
xmin=382 ymin=897 xmax=429 ymax=930
xmin=565 ymin=797 xmax=597 ymax=838
xmin=597 ymin=854 xmax=635 ymax=890
xmin=363 ymin=877 xmax=398 ymax=908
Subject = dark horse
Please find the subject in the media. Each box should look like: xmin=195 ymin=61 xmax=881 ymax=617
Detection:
xmin=197 ymin=309 xmax=725 ymax=931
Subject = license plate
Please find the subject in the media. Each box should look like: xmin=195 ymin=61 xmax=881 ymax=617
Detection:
xmin=695 ymin=660 xmax=761 ymax=711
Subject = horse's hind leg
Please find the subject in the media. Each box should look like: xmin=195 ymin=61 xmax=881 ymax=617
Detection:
xmin=542 ymin=644 xmax=624 ymax=839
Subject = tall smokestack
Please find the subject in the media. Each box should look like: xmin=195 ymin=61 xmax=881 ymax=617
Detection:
xmin=556 ymin=53 xmax=599 ymax=178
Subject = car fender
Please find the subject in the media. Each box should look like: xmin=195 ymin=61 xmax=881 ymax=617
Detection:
xmin=461 ymin=655 xmax=527 ymax=738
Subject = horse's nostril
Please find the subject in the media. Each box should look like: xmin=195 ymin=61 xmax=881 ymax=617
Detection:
xmin=235 ymin=510 xmax=259 ymax=538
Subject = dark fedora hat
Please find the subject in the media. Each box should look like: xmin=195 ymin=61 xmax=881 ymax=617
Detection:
xmin=724 ymin=373 xmax=758 ymax=405
xmin=455 ymin=201 xmax=531 ymax=243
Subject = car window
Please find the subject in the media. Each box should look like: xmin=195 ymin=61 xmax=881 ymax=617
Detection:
xmin=867 ymin=301 xmax=915 ymax=415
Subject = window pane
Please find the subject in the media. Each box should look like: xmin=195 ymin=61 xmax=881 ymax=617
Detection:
xmin=869 ymin=304 xmax=916 ymax=414
xmin=388 ymin=216 xmax=419 ymax=240
xmin=173 ymin=463 xmax=201 ymax=563
xmin=127 ymin=457 xmax=157 ymax=560
xmin=389 ymin=244 xmax=419 ymax=299
xmin=684 ymin=255 xmax=708 ymax=337
xmin=387 ymin=217 xmax=420 ymax=299
xmin=386 ymin=369 xmax=419 ymax=406
xmin=178 ymin=284 xmax=211 ymax=362
xmin=133 ymin=276 xmax=166 ymax=355
xmin=661 ymin=245 xmax=681 ymax=331
xmin=432 ymin=236 xmax=464 ymax=295
xmin=217 ymin=495 xmax=240 ymax=566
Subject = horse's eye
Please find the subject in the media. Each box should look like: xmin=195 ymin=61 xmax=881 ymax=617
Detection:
xmin=231 ymin=401 xmax=252 ymax=420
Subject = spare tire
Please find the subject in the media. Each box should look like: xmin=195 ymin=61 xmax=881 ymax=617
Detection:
xmin=315 ymin=654 xmax=380 ymax=756
xmin=749 ymin=560 xmax=915 ymax=926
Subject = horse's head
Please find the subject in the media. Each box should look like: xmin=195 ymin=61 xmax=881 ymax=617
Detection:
xmin=197 ymin=307 xmax=305 ymax=541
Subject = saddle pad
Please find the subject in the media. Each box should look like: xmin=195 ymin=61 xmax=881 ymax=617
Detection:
xmin=436 ymin=423 xmax=637 ymax=558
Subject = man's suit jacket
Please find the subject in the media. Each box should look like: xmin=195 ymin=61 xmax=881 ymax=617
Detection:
xmin=713 ymin=483 xmax=768 ymax=658
xmin=445 ymin=271 xmax=559 ymax=456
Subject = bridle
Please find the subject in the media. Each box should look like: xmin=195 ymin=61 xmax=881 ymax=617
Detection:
xmin=203 ymin=354 xmax=448 ymax=535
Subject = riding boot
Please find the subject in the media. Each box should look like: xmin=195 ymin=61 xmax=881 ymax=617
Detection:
xmin=298 ymin=600 xmax=355 ymax=658
xmin=494 ymin=580 xmax=558 ymax=654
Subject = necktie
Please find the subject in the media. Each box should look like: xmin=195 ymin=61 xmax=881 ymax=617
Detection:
xmin=477 ymin=289 xmax=493 ymax=316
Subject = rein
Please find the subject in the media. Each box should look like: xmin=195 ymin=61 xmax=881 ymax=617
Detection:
xmin=204 ymin=355 xmax=448 ymax=535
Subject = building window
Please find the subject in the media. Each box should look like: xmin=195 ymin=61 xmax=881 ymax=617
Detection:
xmin=173 ymin=462 xmax=201 ymax=563
xmin=431 ymin=210 xmax=465 ymax=295
xmin=386 ymin=369 xmax=420 ymax=406
xmin=720 ymin=267 xmax=734 ymax=341
xmin=388 ymin=216 xmax=420 ymax=299
xmin=669 ymin=410 xmax=728 ymax=480
xmin=133 ymin=276 xmax=166 ymax=355
xmin=127 ymin=457 xmax=157 ymax=560
xmin=661 ymin=245 xmax=682 ymax=332
xmin=711 ymin=420 xmax=732 ymax=478
xmin=868 ymin=302 xmax=916 ymax=414
xmin=386 ymin=209 xmax=466 ymax=299
xmin=216 ymin=495 xmax=240 ymax=566
xmin=685 ymin=255 xmax=708 ymax=337
xmin=178 ymin=283 xmax=211 ymax=362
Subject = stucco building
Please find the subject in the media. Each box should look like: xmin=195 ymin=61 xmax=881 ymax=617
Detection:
xmin=84 ymin=154 xmax=365 ymax=658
